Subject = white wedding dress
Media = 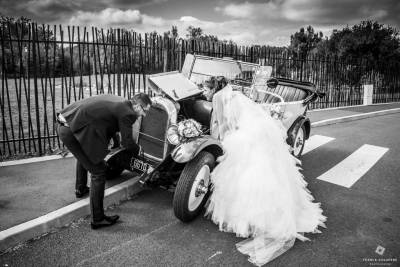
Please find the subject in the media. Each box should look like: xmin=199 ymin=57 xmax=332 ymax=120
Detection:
xmin=206 ymin=85 xmax=327 ymax=266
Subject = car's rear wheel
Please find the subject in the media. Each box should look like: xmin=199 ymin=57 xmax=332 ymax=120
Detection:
xmin=173 ymin=151 xmax=215 ymax=222
xmin=292 ymin=124 xmax=306 ymax=158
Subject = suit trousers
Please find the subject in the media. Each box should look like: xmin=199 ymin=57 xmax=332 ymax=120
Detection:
xmin=76 ymin=161 xmax=88 ymax=191
xmin=57 ymin=124 xmax=107 ymax=222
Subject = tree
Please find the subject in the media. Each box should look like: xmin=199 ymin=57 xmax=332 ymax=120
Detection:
xmin=186 ymin=26 xmax=203 ymax=40
xmin=312 ymin=20 xmax=400 ymax=89
xmin=0 ymin=15 xmax=56 ymax=77
xmin=164 ymin=25 xmax=178 ymax=39
xmin=287 ymin=26 xmax=323 ymax=81
xmin=289 ymin=25 xmax=323 ymax=59
xmin=0 ymin=16 xmax=31 ymax=76
xmin=324 ymin=20 xmax=400 ymax=65
xmin=185 ymin=25 xmax=224 ymax=43
xmin=171 ymin=26 xmax=178 ymax=39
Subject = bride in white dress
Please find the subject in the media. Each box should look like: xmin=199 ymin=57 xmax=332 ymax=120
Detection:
xmin=206 ymin=84 xmax=327 ymax=266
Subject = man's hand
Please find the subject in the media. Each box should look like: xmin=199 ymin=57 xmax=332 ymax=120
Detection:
xmin=138 ymin=145 xmax=143 ymax=157
xmin=110 ymin=133 xmax=121 ymax=149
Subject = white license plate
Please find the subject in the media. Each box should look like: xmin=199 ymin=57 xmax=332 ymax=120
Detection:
xmin=130 ymin=158 xmax=150 ymax=173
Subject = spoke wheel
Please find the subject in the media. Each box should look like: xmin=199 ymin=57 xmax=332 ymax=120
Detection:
xmin=188 ymin=165 xmax=210 ymax=211
xmin=173 ymin=151 xmax=215 ymax=222
xmin=292 ymin=124 xmax=306 ymax=158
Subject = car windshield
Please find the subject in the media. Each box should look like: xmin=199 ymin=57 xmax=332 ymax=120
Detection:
xmin=188 ymin=56 xmax=259 ymax=86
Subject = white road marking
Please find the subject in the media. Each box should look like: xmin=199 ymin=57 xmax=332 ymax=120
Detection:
xmin=317 ymin=144 xmax=388 ymax=188
xmin=303 ymin=135 xmax=335 ymax=155
xmin=207 ymin=251 xmax=222 ymax=261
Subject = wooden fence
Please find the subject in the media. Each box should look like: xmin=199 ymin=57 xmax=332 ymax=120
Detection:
xmin=1 ymin=22 xmax=399 ymax=158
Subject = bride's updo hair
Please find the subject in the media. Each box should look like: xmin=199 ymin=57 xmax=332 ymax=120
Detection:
xmin=215 ymin=76 xmax=228 ymax=92
xmin=206 ymin=76 xmax=228 ymax=92
xmin=203 ymin=76 xmax=229 ymax=101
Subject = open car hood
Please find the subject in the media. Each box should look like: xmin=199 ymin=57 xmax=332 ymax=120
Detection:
xmin=148 ymin=72 xmax=203 ymax=101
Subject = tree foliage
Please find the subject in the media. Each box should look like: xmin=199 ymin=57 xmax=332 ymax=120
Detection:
xmin=289 ymin=21 xmax=400 ymax=65
xmin=324 ymin=21 xmax=400 ymax=65
xmin=186 ymin=26 xmax=203 ymax=39
xmin=287 ymin=21 xmax=400 ymax=86
xmin=0 ymin=15 xmax=56 ymax=76
xmin=289 ymin=25 xmax=323 ymax=59
xmin=164 ymin=25 xmax=178 ymax=39
xmin=185 ymin=25 xmax=222 ymax=43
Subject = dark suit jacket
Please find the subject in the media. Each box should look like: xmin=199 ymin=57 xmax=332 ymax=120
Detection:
xmin=61 ymin=94 xmax=140 ymax=164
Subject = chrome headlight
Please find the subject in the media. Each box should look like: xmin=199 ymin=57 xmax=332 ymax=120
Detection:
xmin=167 ymin=125 xmax=180 ymax=145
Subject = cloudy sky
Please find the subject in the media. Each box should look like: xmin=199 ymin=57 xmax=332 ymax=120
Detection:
xmin=1 ymin=0 xmax=399 ymax=46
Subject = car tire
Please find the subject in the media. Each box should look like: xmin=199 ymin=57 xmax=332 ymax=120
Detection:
xmin=173 ymin=151 xmax=215 ymax=222
xmin=292 ymin=124 xmax=306 ymax=158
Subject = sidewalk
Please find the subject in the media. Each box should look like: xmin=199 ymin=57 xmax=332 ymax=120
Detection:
xmin=0 ymin=158 xmax=134 ymax=231
xmin=308 ymin=102 xmax=400 ymax=123
xmin=1 ymin=102 xmax=400 ymax=252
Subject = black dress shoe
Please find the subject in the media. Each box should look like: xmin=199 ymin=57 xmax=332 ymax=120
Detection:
xmin=75 ymin=186 xmax=90 ymax=198
xmin=91 ymin=215 xmax=120 ymax=230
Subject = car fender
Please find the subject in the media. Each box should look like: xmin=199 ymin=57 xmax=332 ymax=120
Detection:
xmin=171 ymin=135 xmax=224 ymax=163
xmin=286 ymin=116 xmax=310 ymax=146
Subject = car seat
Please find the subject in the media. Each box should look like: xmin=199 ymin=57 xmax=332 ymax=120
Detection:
xmin=257 ymin=85 xmax=309 ymax=103
xmin=182 ymin=99 xmax=213 ymax=129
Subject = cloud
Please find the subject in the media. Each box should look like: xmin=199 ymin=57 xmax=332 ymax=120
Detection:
xmin=66 ymin=8 xmax=169 ymax=37
xmin=3 ymin=0 xmax=399 ymax=46
xmin=281 ymin=0 xmax=392 ymax=24
xmin=22 ymin=0 xmax=79 ymax=22
xmin=142 ymin=14 xmax=166 ymax=27
xmin=97 ymin=0 xmax=168 ymax=9
xmin=6 ymin=0 xmax=169 ymax=25
xmin=213 ymin=0 xmax=400 ymax=45
xmin=173 ymin=16 xmax=280 ymax=45
xmin=215 ymin=1 xmax=281 ymax=20
xmin=215 ymin=0 xmax=396 ymax=24
xmin=179 ymin=16 xmax=200 ymax=22
xmin=69 ymin=8 xmax=144 ymax=27
xmin=64 ymin=9 xmax=291 ymax=46
xmin=216 ymin=2 xmax=256 ymax=18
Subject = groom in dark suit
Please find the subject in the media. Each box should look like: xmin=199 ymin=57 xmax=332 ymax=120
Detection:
xmin=57 ymin=93 xmax=152 ymax=229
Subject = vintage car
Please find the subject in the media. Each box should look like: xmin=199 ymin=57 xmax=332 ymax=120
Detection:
xmin=105 ymin=54 xmax=324 ymax=223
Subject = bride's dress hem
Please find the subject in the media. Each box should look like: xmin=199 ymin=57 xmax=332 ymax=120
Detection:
xmin=206 ymin=85 xmax=327 ymax=266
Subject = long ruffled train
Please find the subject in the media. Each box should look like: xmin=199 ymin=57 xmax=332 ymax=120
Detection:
xmin=205 ymin=85 xmax=326 ymax=266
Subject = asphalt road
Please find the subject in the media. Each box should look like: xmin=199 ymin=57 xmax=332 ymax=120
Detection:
xmin=1 ymin=113 xmax=399 ymax=267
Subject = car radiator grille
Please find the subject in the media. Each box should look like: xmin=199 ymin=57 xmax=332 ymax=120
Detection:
xmin=138 ymin=106 xmax=169 ymax=160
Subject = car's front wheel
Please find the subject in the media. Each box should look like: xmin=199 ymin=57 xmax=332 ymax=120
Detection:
xmin=292 ymin=124 xmax=306 ymax=158
xmin=173 ymin=151 xmax=215 ymax=222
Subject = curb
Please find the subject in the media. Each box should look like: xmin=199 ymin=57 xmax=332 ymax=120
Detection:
xmin=0 ymin=154 xmax=73 ymax=167
xmin=311 ymin=107 xmax=400 ymax=128
xmin=309 ymin=102 xmax=400 ymax=113
xmin=0 ymin=176 xmax=144 ymax=252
